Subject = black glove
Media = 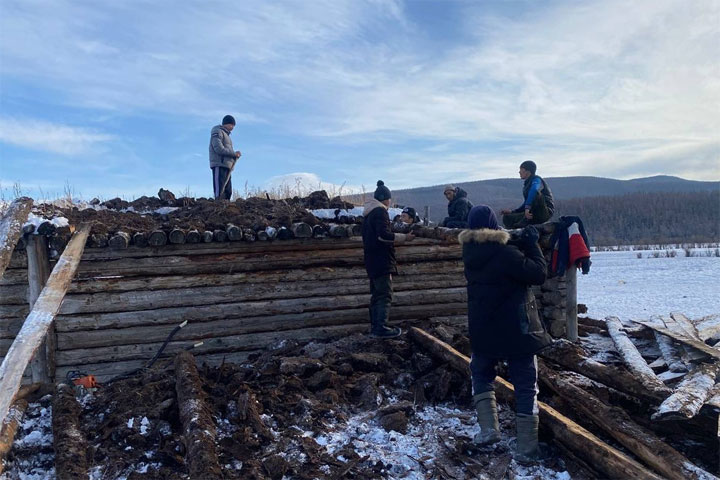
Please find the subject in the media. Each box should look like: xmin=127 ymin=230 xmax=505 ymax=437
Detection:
xmin=520 ymin=225 xmax=540 ymax=247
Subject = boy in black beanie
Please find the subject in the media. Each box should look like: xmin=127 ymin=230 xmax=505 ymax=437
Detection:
xmin=501 ymin=161 xmax=554 ymax=228
xmin=362 ymin=181 xmax=414 ymax=338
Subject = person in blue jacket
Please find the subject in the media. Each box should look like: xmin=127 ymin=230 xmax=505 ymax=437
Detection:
xmin=501 ymin=161 xmax=554 ymax=228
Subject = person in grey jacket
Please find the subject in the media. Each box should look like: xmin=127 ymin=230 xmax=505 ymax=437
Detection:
xmin=209 ymin=115 xmax=241 ymax=200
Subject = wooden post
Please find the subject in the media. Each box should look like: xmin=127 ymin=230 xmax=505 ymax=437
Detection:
xmin=423 ymin=206 xmax=429 ymax=226
xmin=0 ymin=224 xmax=90 ymax=424
xmin=26 ymin=235 xmax=53 ymax=383
xmin=565 ymin=265 xmax=578 ymax=341
xmin=0 ymin=197 xmax=33 ymax=280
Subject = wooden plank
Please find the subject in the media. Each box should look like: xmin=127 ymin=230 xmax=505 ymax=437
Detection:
xmin=408 ymin=327 xmax=663 ymax=480
xmin=0 ymin=398 xmax=28 ymax=474
xmin=0 ymin=197 xmax=32 ymax=280
xmin=55 ymin=288 xmax=467 ymax=332
xmin=59 ymin=274 xmax=467 ymax=314
xmin=56 ymin=302 xmax=469 ymax=349
xmin=55 ymin=323 xmax=369 ymax=366
xmin=565 ymin=265 xmax=578 ymax=341
xmin=0 ymin=224 xmax=89 ymax=424
xmin=695 ymin=314 xmax=720 ymax=343
xmin=605 ymin=316 xmax=669 ymax=394
xmin=652 ymin=363 xmax=720 ymax=421
xmin=66 ymin=261 xmax=464 ymax=294
xmin=26 ymin=235 xmax=53 ymax=383
xmin=634 ymin=319 xmax=720 ymax=361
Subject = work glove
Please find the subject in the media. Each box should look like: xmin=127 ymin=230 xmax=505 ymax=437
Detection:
xmin=520 ymin=225 xmax=540 ymax=247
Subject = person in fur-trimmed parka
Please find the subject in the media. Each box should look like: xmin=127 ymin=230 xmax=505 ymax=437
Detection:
xmin=458 ymin=205 xmax=552 ymax=463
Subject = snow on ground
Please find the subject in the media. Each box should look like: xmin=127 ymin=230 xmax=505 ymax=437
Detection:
xmin=577 ymin=249 xmax=719 ymax=321
xmin=310 ymin=207 xmax=403 ymax=220
xmin=0 ymin=397 xmax=55 ymax=480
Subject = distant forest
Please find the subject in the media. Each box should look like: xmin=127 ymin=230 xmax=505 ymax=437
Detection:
xmin=555 ymin=191 xmax=719 ymax=246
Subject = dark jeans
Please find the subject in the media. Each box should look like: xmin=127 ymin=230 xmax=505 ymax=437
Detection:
xmin=442 ymin=219 xmax=469 ymax=229
xmin=369 ymin=274 xmax=393 ymax=331
xmin=502 ymin=195 xmax=552 ymax=229
xmin=212 ymin=166 xmax=232 ymax=200
xmin=470 ymin=353 xmax=539 ymax=415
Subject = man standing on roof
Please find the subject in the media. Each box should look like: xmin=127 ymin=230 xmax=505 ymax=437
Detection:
xmin=501 ymin=161 xmax=554 ymax=229
xmin=362 ymin=181 xmax=414 ymax=338
xmin=441 ymin=185 xmax=473 ymax=228
xmin=209 ymin=115 xmax=241 ymax=200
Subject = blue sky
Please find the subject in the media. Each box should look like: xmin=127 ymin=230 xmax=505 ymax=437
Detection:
xmin=1 ymin=0 xmax=718 ymax=200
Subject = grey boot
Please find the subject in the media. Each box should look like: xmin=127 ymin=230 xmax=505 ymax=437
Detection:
xmin=514 ymin=413 xmax=540 ymax=463
xmin=472 ymin=391 xmax=501 ymax=446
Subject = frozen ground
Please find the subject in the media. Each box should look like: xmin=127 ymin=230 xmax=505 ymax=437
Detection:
xmin=577 ymin=248 xmax=719 ymax=320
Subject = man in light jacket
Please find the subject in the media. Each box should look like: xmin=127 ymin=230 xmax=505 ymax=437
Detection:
xmin=209 ymin=115 xmax=241 ymax=200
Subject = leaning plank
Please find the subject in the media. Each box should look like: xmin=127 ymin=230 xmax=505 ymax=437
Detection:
xmin=0 ymin=197 xmax=32 ymax=280
xmin=695 ymin=314 xmax=720 ymax=343
xmin=605 ymin=316 xmax=669 ymax=393
xmin=539 ymin=361 xmax=718 ymax=480
xmin=634 ymin=319 xmax=720 ymax=361
xmin=652 ymin=362 xmax=720 ymax=421
xmin=52 ymin=383 xmax=89 ymax=480
xmin=407 ymin=327 xmax=663 ymax=480
xmin=652 ymin=323 xmax=689 ymax=373
xmin=0 ymin=398 xmax=28 ymax=474
xmin=175 ymin=351 xmax=223 ymax=480
xmin=0 ymin=225 xmax=89 ymax=424
xmin=660 ymin=314 xmax=706 ymax=362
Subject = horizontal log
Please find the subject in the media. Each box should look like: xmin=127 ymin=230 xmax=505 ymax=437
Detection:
xmin=57 ymin=302 xmax=469 ymax=349
xmin=0 ymin=284 xmax=27 ymax=305
xmin=291 ymin=223 xmax=312 ymax=238
xmin=7 ymin=251 xmax=27 ymax=269
xmin=212 ymin=229 xmax=227 ymax=242
xmin=66 ymin=261 xmax=464 ymax=294
xmin=226 ymin=224 xmax=242 ymax=241
xmin=56 ymin=323 xmax=369 ymax=366
xmin=74 ymin=244 xmax=462 ymax=278
xmin=108 ymin=232 xmax=130 ymax=250
xmin=168 ymin=228 xmax=186 ymax=245
xmin=148 ymin=230 xmax=167 ymax=247
xmin=652 ymin=362 xmax=720 ymax=421
xmin=0 ymin=269 xmax=27 ymax=286
xmin=186 ymin=230 xmax=201 ymax=244
xmin=132 ymin=232 xmax=148 ymax=248
xmin=89 ymin=233 xmax=108 ymax=248
xmin=201 ymin=231 xmax=214 ymax=243
xmin=0 ymin=317 xmax=24 ymax=339
xmin=0 ymin=304 xmax=29 ymax=319
xmin=59 ymin=274 xmax=466 ymax=314
xmin=55 ymin=288 xmax=467 ymax=332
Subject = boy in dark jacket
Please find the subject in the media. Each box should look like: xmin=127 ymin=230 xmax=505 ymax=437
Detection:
xmin=501 ymin=161 xmax=554 ymax=228
xmin=458 ymin=205 xmax=552 ymax=463
xmin=362 ymin=181 xmax=414 ymax=338
xmin=441 ymin=185 xmax=473 ymax=228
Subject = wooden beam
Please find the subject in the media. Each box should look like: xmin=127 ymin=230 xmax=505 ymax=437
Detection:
xmin=634 ymin=319 xmax=720 ymax=361
xmin=0 ymin=197 xmax=32 ymax=280
xmin=652 ymin=362 xmax=720 ymax=421
xmin=26 ymin=235 xmax=53 ymax=383
xmin=565 ymin=265 xmax=578 ymax=342
xmin=407 ymin=327 xmax=663 ymax=480
xmin=0 ymin=225 xmax=89 ymax=424
xmin=0 ymin=398 xmax=28 ymax=474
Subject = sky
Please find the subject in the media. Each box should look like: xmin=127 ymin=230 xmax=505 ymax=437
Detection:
xmin=0 ymin=0 xmax=718 ymax=200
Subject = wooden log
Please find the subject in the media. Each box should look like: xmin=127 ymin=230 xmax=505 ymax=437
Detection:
xmin=6 ymin=251 xmax=27 ymax=269
xmin=265 ymin=227 xmax=277 ymax=240
xmin=0 ymin=397 xmax=28 ymax=474
xmin=201 ymin=230 xmax=214 ymax=243
xmin=56 ymin=301 xmax=468 ymax=350
xmin=59 ymin=275 xmax=467 ymax=315
xmin=212 ymin=229 xmax=227 ymax=242
xmin=539 ymin=339 xmax=670 ymax=405
xmin=108 ymin=231 xmax=130 ymax=250
xmin=0 ymin=269 xmax=28 ymax=286
xmin=605 ymin=316 xmax=669 ymax=394
xmin=660 ymin=314 xmax=707 ymax=362
xmin=36 ymin=221 xmax=56 ymax=236
xmin=312 ymin=225 xmax=327 ymax=238
xmin=695 ymin=314 xmax=720 ymax=343
xmin=256 ymin=229 xmax=269 ymax=241
xmin=565 ymin=264 xmax=578 ymax=342
xmin=225 ymin=223 xmax=242 ymax=241
xmin=671 ymin=312 xmax=701 ymax=338
xmin=49 ymin=233 xmax=69 ymax=254
xmin=242 ymin=229 xmax=256 ymax=242
xmin=0 ymin=284 xmax=27 ymax=304
xmin=407 ymin=327 xmax=664 ymax=480
xmin=175 ymin=351 xmax=223 ymax=480
xmin=276 ymin=227 xmax=294 ymax=240
xmin=0 ymin=225 xmax=89 ymax=424
xmin=147 ymin=230 xmax=167 ymax=247
xmin=52 ymin=383 xmax=89 ymax=480
xmin=652 ymin=362 xmax=720 ymax=421
xmin=328 ymin=224 xmax=349 ymax=238
xmin=132 ymin=232 xmax=148 ymax=248
xmin=0 ymin=197 xmax=32 ymax=281
xmin=349 ymin=223 xmax=362 ymax=236
xmin=291 ymin=222 xmax=312 ymax=238
xmin=653 ymin=329 xmax=689 ymax=373
xmin=26 ymin=235 xmax=53 ymax=384
xmin=538 ymin=362 xmax=717 ymax=480
xmin=634 ymin=319 xmax=720 ymax=361
xmin=185 ymin=229 xmax=201 ymax=244
xmin=168 ymin=228 xmax=186 ymax=245
xmin=89 ymin=233 xmax=108 ymax=248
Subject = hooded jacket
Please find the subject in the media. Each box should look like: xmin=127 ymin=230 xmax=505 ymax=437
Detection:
xmin=459 ymin=228 xmax=552 ymax=358
xmin=362 ymin=199 xmax=407 ymax=279
xmin=446 ymin=187 xmax=473 ymax=225
xmin=208 ymin=125 xmax=237 ymax=169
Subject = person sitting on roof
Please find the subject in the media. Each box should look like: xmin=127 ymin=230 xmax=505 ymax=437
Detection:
xmin=441 ymin=185 xmax=473 ymax=228
xmin=501 ymin=161 xmax=554 ymax=229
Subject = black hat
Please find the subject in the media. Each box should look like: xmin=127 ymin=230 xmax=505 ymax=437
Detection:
xmin=402 ymin=206 xmax=419 ymax=223
xmin=374 ymin=180 xmax=391 ymax=201
xmin=520 ymin=160 xmax=537 ymax=174
xmin=222 ymin=115 xmax=236 ymax=126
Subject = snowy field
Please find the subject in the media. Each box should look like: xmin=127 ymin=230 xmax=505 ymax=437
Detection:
xmin=577 ymin=248 xmax=719 ymax=320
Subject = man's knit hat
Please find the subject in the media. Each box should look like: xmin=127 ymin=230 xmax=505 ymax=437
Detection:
xmin=401 ymin=206 xmax=419 ymax=222
xmin=468 ymin=205 xmax=500 ymax=230
xmin=520 ymin=160 xmax=537 ymax=174
xmin=374 ymin=180 xmax=391 ymax=202
xmin=222 ymin=115 xmax=236 ymax=126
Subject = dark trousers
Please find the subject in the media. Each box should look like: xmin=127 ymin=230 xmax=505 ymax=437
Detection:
xmin=212 ymin=166 xmax=232 ymax=200
xmin=470 ymin=353 xmax=539 ymax=415
xmin=503 ymin=195 xmax=552 ymax=229
xmin=369 ymin=275 xmax=393 ymax=331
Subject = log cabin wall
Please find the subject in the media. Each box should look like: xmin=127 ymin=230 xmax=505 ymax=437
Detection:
xmin=0 ymin=237 xmax=572 ymax=382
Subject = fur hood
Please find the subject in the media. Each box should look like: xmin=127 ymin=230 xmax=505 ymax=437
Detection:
xmin=458 ymin=228 xmax=510 ymax=245
xmin=363 ymin=198 xmax=387 ymax=217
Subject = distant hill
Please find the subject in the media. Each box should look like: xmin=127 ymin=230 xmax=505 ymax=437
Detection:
xmin=348 ymin=175 xmax=719 ymax=225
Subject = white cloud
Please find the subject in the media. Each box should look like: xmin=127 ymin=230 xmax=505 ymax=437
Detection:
xmin=0 ymin=117 xmax=114 ymax=155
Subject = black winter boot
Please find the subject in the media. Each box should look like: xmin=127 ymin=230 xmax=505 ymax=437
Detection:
xmin=370 ymin=302 xmax=401 ymax=338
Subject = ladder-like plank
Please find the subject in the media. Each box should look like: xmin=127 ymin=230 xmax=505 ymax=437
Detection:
xmin=0 ymin=197 xmax=32 ymax=280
